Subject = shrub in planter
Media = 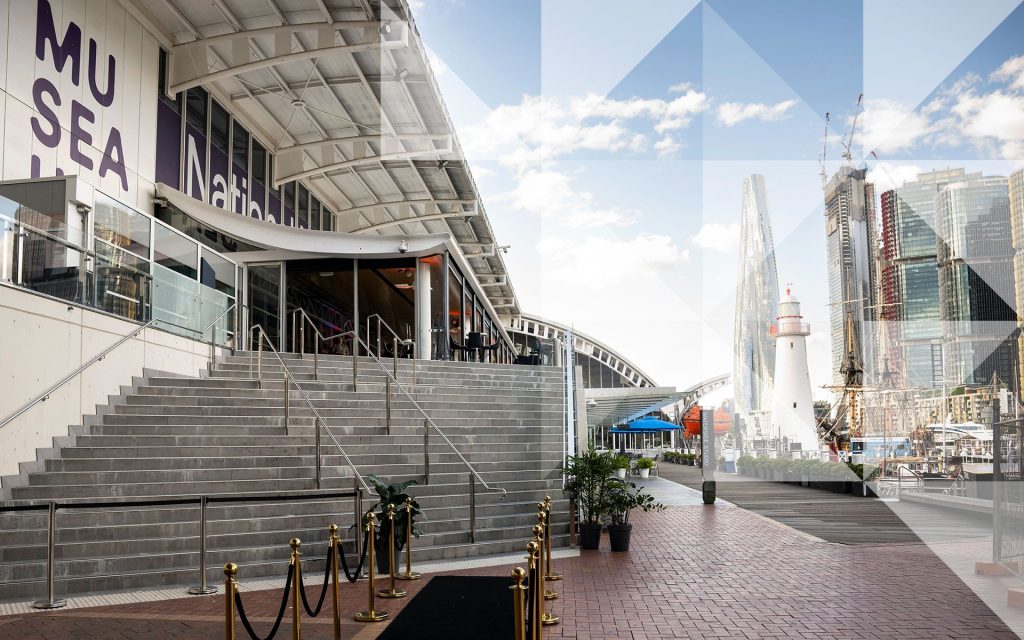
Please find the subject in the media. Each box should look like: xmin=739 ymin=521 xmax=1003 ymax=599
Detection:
xmin=634 ymin=456 xmax=654 ymax=479
xmin=367 ymin=474 xmax=422 ymax=575
xmin=562 ymin=447 xmax=618 ymax=550
xmin=737 ymin=455 xmax=754 ymax=476
xmin=605 ymin=480 xmax=665 ymax=552
xmin=613 ymin=455 xmax=630 ymax=479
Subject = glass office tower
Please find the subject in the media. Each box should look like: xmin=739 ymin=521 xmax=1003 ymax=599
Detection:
xmin=936 ymin=175 xmax=1016 ymax=386
xmin=733 ymin=174 xmax=780 ymax=433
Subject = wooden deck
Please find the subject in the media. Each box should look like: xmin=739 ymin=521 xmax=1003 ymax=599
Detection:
xmin=656 ymin=463 xmax=992 ymax=545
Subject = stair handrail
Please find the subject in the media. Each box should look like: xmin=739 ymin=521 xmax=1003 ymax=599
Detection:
xmin=322 ymin=329 xmax=506 ymax=499
xmin=248 ymin=324 xmax=372 ymax=495
xmin=0 ymin=319 xmax=157 ymax=432
xmin=365 ymin=313 xmax=415 ymax=359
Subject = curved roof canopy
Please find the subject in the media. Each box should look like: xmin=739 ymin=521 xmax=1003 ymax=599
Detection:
xmin=137 ymin=0 xmax=520 ymax=318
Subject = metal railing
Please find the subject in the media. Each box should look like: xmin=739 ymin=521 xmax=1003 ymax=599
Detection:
xmin=248 ymin=324 xmax=371 ymax=498
xmin=366 ymin=313 xmax=416 ymax=383
xmin=0 ymin=319 xmax=157 ymax=432
xmin=0 ymin=489 xmax=360 ymax=608
xmin=330 ymin=328 xmax=506 ymax=502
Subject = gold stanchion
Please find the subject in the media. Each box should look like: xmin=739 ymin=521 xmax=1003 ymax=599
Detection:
xmin=543 ymin=496 xmax=562 ymax=582
xmin=224 ymin=563 xmax=237 ymax=640
xmin=377 ymin=504 xmax=407 ymax=598
xmin=532 ymin=525 xmax=558 ymax=626
xmin=328 ymin=524 xmax=342 ymax=640
xmin=510 ymin=567 xmax=527 ymax=640
xmin=289 ymin=538 xmax=302 ymax=640
xmin=354 ymin=512 xmax=389 ymax=622
xmin=526 ymin=541 xmax=540 ymax=640
xmin=397 ymin=497 xmax=421 ymax=580
xmin=536 ymin=510 xmax=557 ymax=601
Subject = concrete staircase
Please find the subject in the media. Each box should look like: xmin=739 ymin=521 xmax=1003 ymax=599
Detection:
xmin=0 ymin=353 xmax=568 ymax=602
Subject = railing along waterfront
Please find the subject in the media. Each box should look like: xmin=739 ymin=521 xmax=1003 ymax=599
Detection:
xmin=248 ymin=324 xmax=371 ymax=497
xmin=0 ymin=489 xmax=360 ymax=609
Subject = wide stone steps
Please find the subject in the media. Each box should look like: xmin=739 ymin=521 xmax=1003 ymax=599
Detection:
xmin=0 ymin=353 xmax=567 ymax=602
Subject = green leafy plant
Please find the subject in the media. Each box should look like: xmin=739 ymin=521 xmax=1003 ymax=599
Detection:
xmin=613 ymin=454 xmax=631 ymax=469
xmin=562 ymin=447 xmax=618 ymax=523
xmin=367 ymin=474 xmax=422 ymax=554
xmin=605 ymin=480 xmax=665 ymax=525
xmin=634 ymin=456 xmax=654 ymax=470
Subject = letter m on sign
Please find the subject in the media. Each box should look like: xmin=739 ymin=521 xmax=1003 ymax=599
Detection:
xmin=36 ymin=0 xmax=82 ymax=85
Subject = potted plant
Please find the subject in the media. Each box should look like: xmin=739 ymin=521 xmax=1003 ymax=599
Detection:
xmin=605 ymin=480 xmax=665 ymax=552
xmin=367 ymin=474 xmax=422 ymax=575
xmin=613 ymin=455 xmax=630 ymax=479
xmin=562 ymin=447 xmax=618 ymax=550
xmin=634 ymin=456 xmax=654 ymax=479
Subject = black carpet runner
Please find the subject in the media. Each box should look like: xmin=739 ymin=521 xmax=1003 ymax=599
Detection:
xmin=375 ymin=575 xmax=513 ymax=640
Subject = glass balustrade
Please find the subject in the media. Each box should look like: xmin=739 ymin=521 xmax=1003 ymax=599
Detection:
xmin=0 ymin=190 xmax=237 ymax=348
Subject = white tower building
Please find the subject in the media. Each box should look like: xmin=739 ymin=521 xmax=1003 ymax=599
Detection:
xmin=770 ymin=287 xmax=818 ymax=453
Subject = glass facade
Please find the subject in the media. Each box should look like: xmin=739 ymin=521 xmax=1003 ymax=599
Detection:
xmin=733 ymin=174 xmax=779 ymax=427
xmin=936 ymin=175 xmax=1016 ymax=386
xmin=0 ymin=179 xmax=238 ymax=346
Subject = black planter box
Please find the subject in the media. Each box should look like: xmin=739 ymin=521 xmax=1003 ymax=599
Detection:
xmin=579 ymin=523 xmax=602 ymax=550
xmin=608 ymin=524 xmax=632 ymax=552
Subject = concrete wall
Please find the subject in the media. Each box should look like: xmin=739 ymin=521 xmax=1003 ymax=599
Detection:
xmin=0 ymin=285 xmax=214 ymax=477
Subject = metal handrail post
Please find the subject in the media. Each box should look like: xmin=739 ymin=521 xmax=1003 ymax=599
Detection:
xmin=385 ymin=378 xmax=392 ymax=435
xmin=423 ymin=419 xmax=430 ymax=484
xmin=393 ymin=337 xmax=398 ymax=379
xmin=376 ymin=317 xmax=382 ymax=357
xmin=257 ymin=337 xmax=263 ymax=389
xmin=188 ymin=496 xmax=217 ymax=595
xmin=283 ymin=372 xmax=290 ymax=429
xmin=314 ymin=335 xmax=319 ymax=381
xmin=32 ymin=501 xmax=66 ymax=609
xmin=469 ymin=475 xmax=476 ymax=543
xmin=352 ymin=350 xmax=358 ymax=391
xmin=315 ymin=418 xmax=322 ymax=490
xmin=354 ymin=479 xmax=363 ymax=558
xmin=300 ymin=318 xmax=305 ymax=359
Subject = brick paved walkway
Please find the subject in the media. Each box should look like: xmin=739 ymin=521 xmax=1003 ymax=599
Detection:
xmin=1 ymin=496 xmax=1019 ymax=638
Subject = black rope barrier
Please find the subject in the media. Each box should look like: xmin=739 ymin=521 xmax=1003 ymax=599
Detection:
xmin=298 ymin=543 xmax=333 ymax=617
xmin=337 ymin=527 xmax=372 ymax=583
xmin=235 ymin=562 xmax=294 ymax=640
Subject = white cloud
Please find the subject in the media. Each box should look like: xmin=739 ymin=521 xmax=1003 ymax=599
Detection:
xmin=536 ymin=233 xmax=689 ymax=288
xmin=859 ymin=98 xmax=935 ymax=153
xmin=991 ymin=55 xmax=1024 ymax=91
xmin=690 ymin=222 xmax=740 ymax=252
xmin=716 ymin=99 xmax=797 ymax=127
xmin=461 ymin=89 xmax=709 ymax=171
xmin=668 ymin=82 xmax=694 ymax=94
xmin=865 ymin=162 xmax=924 ymax=192
xmin=493 ymin=169 xmax=635 ymax=228
xmin=952 ymin=91 xmax=1024 ymax=144
xmin=654 ymin=135 xmax=682 ymax=159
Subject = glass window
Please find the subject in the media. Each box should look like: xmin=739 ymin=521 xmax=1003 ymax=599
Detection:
xmin=157 ymin=49 xmax=178 ymax=107
xmin=323 ymin=207 xmax=334 ymax=231
xmin=252 ymin=140 xmax=267 ymax=184
xmin=448 ymin=268 xmax=462 ymax=346
xmin=269 ymin=156 xmax=279 ymax=196
xmin=232 ymin=122 xmax=249 ymax=168
xmin=93 ymin=194 xmax=150 ymax=259
xmin=211 ymin=100 xmax=229 ymax=153
xmin=311 ymin=196 xmax=321 ymax=231
xmin=297 ymin=184 xmax=309 ymax=228
xmin=283 ymin=182 xmax=295 ymax=213
xmin=185 ymin=87 xmax=207 ymax=132
xmin=154 ymin=224 xmax=198 ymax=279
xmin=200 ymin=247 xmax=236 ymax=296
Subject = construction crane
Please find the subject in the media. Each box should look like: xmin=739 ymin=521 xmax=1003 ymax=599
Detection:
xmin=840 ymin=93 xmax=864 ymax=165
xmin=818 ymin=112 xmax=831 ymax=189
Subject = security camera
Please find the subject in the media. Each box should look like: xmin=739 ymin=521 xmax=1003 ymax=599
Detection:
xmin=498 ymin=244 xmax=510 ymax=254
xmin=398 ymin=240 xmax=409 ymax=254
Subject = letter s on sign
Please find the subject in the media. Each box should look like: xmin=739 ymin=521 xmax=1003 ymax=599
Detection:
xmin=31 ymin=78 xmax=61 ymax=149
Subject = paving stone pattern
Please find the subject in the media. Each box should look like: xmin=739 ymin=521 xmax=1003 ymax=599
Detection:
xmin=1 ymin=501 xmax=1017 ymax=639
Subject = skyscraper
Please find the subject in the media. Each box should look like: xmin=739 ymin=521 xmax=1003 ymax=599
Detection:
xmin=879 ymin=169 xmax=969 ymax=389
xmin=1011 ymin=169 xmax=1024 ymax=396
xmin=936 ymin=174 xmax=1016 ymax=387
xmin=824 ymin=166 xmax=879 ymax=387
xmin=733 ymin=174 xmax=780 ymax=433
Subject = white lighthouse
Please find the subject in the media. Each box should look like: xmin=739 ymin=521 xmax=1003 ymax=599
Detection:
xmin=770 ymin=287 xmax=819 ymax=453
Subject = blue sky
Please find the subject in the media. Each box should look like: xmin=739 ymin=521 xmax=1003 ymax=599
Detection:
xmin=413 ymin=0 xmax=1024 ymax=396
